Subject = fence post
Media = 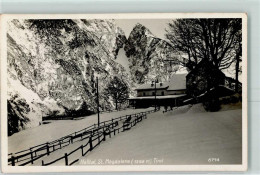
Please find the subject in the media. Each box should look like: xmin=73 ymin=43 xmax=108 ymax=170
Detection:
xmin=109 ymin=129 xmax=111 ymax=138
xmin=96 ymin=130 xmax=100 ymax=144
xmin=30 ymin=148 xmax=34 ymax=164
xmin=46 ymin=142 xmax=50 ymax=155
xmin=42 ymin=160 xmax=44 ymax=166
xmin=11 ymin=155 xmax=15 ymax=166
xmin=89 ymin=134 xmax=93 ymax=151
xmin=65 ymin=153 xmax=68 ymax=166
xmin=59 ymin=140 xmax=62 ymax=149
xmin=103 ymin=131 xmax=106 ymax=141
xmin=111 ymin=119 xmax=114 ymax=130
xmin=71 ymin=136 xmax=73 ymax=144
xmin=81 ymin=145 xmax=84 ymax=156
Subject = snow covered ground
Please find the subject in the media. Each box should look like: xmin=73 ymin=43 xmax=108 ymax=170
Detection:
xmin=9 ymin=104 xmax=242 ymax=166
xmin=8 ymin=108 xmax=153 ymax=154
xmin=76 ymin=103 xmax=242 ymax=165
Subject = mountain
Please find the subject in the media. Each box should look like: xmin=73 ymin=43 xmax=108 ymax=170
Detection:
xmin=7 ymin=19 xmax=128 ymax=135
xmin=124 ymin=23 xmax=180 ymax=85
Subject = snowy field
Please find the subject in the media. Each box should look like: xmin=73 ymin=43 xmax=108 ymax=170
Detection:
xmin=8 ymin=108 xmax=153 ymax=154
xmin=8 ymin=104 xmax=242 ymax=165
xmin=76 ymin=103 xmax=242 ymax=165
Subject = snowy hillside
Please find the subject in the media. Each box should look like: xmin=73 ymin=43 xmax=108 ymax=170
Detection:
xmin=77 ymin=103 xmax=242 ymax=165
xmin=7 ymin=19 xmax=129 ymax=134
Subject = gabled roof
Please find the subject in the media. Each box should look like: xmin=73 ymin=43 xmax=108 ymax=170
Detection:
xmin=167 ymin=74 xmax=187 ymax=91
xmin=187 ymin=59 xmax=225 ymax=78
xmin=135 ymin=74 xmax=187 ymax=91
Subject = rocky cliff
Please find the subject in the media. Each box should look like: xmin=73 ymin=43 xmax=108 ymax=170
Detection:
xmin=7 ymin=19 xmax=128 ymax=135
xmin=124 ymin=23 xmax=180 ymax=85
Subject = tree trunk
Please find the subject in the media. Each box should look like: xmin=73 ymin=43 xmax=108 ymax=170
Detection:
xmin=235 ymin=43 xmax=241 ymax=93
xmin=235 ymin=58 xmax=239 ymax=93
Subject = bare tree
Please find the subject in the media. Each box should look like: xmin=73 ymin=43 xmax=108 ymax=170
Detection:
xmin=104 ymin=76 xmax=129 ymax=110
xmin=165 ymin=18 xmax=242 ymax=71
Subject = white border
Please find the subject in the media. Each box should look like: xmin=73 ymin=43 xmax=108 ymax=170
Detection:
xmin=0 ymin=13 xmax=248 ymax=173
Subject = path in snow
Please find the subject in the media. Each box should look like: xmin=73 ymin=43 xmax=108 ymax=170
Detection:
xmin=8 ymin=108 xmax=153 ymax=154
xmin=76 ymin=104 xmax=242 ymax=165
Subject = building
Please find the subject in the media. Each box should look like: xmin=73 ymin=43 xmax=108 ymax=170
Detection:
xmin=186 ymin=59 xmax=238 ymax=100
xmin=186 ymin=59 xmax=226 ymax=97
xmin=128 ymin=74 xmax=187 ymax=108
xmin=129 ymin=60 xmax=240 ymax=108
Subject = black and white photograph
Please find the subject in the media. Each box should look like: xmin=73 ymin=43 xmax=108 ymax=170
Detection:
xmin=0 ymin=13 xmax=247 ymax=172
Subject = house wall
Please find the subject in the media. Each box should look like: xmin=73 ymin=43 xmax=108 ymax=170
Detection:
xmin=167 ymin=89 xmax=186 ymax=95
xmin=137 ymin=89 xmax=168 ymax=97
xmin=128 ymin=96 xmax=187 ymax=108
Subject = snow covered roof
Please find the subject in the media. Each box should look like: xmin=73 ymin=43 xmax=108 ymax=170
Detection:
xmin=128 ymin=94 xmax=186 ymax=100
xmin=167 ymin=74 xmax=187 ymax=91
xmin=135 ymin=74 xmax=187 ymax=91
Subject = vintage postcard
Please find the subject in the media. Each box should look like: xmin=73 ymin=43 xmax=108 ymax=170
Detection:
xmin=0 ymin=13 xmax=247 ymax=173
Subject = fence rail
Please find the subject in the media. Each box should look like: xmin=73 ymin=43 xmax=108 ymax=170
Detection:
xmin=9 ymin=108 xmax=158 ymax=166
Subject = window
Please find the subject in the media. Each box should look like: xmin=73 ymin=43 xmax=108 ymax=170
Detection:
xmin=143 ymin=92 xmax=146 ymax=96
xmin=161 ymin=91 xmax=164 ymax=96
xmin=152 ymin=92 xmax=155 ymax=96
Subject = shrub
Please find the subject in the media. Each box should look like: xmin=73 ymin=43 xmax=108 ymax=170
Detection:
xmin=230 ymin=95 xmax=239 ymax=103
xmin=203 ymin=98 xmax=221 ymax=112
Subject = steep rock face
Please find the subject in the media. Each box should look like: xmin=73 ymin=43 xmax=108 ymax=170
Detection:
xmin=124 ymin=23 xmax=179 ymax=85
xmin=7 ymin=19 xmax=128 ymax=134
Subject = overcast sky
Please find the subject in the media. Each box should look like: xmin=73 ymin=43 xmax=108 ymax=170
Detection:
xmin=115 ymin=19 xmax=172 ymax=39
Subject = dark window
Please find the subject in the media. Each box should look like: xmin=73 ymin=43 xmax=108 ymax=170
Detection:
xmin=152 ymin=92 xmax=155 ymax=96
xmin=161 ymin=91 xmax=164 ymax=96
xmin=143 ymin=92 xmax=146 ymax=96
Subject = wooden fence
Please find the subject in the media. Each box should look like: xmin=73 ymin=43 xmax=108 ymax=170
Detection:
xmin=8 ymin=109 xmax=158 ymax=166
xmin=42 ymin=108 xmax=128 ymax=121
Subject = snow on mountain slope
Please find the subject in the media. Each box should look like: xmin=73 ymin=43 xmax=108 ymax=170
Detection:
xmin=7 ymin=19 xmax=128 ymax=134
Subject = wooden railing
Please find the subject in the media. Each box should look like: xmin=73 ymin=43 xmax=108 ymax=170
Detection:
xmin=8 ymin=109 xmax=158 ymax=166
